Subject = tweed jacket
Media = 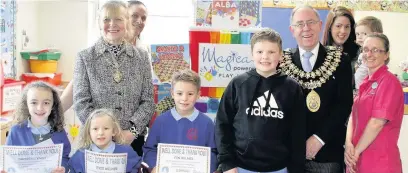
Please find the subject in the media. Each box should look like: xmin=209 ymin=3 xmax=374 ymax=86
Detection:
xmin=73 ymin=38 xmax=155 ymax=135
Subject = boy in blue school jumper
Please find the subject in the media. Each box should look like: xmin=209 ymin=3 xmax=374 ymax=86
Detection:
xmin=215 ymin=29 xmax=307 ymax=173
xmin=5 ymin=81 xmax=70 ymax=173
xmin=67 ymin=109 xmax=141 ymax=173
xmin=143 ymin=69 xmax=217 ymax=173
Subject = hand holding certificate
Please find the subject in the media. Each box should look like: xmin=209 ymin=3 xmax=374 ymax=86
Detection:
xmin=156 ymin=143 xmax=211 ymax=173
xmin=0 ymin=144 xmax=63 ymax=173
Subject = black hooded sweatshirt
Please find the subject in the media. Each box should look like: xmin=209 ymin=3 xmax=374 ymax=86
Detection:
xmin=215 ymin=69 xmax=306 ymax=173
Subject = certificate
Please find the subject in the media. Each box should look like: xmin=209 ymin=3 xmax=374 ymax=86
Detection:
xmin=157 ymin=143 xmax=211 ymax=173
xmin=85 ymin=150 xmax=127 ymax=173
xmin=0 ymin=144 xmax=63 ymax=173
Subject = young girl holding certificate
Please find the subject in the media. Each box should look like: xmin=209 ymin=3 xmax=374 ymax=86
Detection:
xmin=67 ymin=109 xmax=141 ymax=173
xmin=4 ymin=81 xmax=70 ymax=173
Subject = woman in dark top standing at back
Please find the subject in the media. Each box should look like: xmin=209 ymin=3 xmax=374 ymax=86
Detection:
xmin=322 ymin=6 xmax=360 ymax=86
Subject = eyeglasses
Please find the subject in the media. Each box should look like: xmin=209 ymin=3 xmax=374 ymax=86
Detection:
xmin=291 ymin=20 xmax=320 ymax=28
xmin=362 ymin=47 xmax=387 ymax=54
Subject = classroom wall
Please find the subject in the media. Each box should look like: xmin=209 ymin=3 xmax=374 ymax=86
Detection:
xmin=354 ymin=11 xmax=408 ymax=76
xmin=37 ymin=1 xmax=88 ymax=81
xmin=15 ymin=1 xmax=39 ymax=78
xmin=15 ymin=1 xmax=89 ymax=82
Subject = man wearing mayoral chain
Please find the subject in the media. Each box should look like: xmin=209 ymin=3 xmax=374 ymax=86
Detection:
xmin=281 ymin=5 xmax=353 ymax=173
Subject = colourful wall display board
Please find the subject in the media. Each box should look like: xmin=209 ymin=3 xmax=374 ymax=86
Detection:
xmin=1 ymin=0 xmax=17 ymax=79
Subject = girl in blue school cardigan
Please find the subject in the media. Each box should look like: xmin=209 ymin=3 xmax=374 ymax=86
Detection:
xmin=4 ymin=81 xmax=70 ymax=173
xmin=67 ymin=109 xmax=141 ymax=173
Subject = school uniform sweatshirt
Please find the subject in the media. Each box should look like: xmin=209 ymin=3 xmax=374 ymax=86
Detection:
xmin=143 ymin=108 xmax=217 ymax=173
xmin=215 ymin=69 xmax=307 ymax=173
xmin=6 ymin=120 xmax=71 ymax=170
xmin=67 ymin=143 xmax=141 ymax=173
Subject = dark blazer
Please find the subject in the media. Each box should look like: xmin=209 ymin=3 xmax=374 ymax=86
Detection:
xmin=290 ymin=44 xmax=353 ymax=162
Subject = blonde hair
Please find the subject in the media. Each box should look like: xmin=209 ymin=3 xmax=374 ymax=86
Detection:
xmin=98 ymin=0 xmax=130 ymax=41
xmin=171 ymin=69 xmax=201 ymax=91
xmin=76 ymin=109 xmax=125 ymax=150
xmin=356 ymin=16 xmax=383 ymax=33
xmin=99 ymin=1 xmax=128 ymax=21
xmin=13 ymin=81 xmax=65 ymax=132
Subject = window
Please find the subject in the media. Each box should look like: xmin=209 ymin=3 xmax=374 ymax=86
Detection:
xmin=89 ymin=0 xmax=194 ymax=45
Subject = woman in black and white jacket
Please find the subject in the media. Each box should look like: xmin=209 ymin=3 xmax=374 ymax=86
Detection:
xmin=72 ymin=0 xmax=155 ymax=156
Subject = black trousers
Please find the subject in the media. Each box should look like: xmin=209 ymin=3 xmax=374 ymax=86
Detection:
xmin=305 ymin=160 xmax=344 ymax=173
xmin=130 ymin=135 xmax=145 ymax=156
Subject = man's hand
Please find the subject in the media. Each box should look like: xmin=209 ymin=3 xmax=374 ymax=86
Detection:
xmin=123 ymin=130 xmax=136 ymax=145
xmin=306 ymin=136 xmax=323 ymax=160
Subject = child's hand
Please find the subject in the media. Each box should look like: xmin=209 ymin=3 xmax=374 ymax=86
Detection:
xmin=1 ymin=170 xmax=7 ymax=173
xmin=151 ymin=167 xmax=156 ymax=173
xmin=51 ymin=167 xmax=65 ymax=173
xmin=224 ymin=168 xmax=238 ymax=173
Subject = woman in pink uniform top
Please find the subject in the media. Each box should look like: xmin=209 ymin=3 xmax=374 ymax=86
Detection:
xmin=345 ymin=33 xmax=404 ymax=173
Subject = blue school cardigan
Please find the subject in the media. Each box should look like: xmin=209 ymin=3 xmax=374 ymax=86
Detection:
xmin=67 ymin=143 xmax=141 ymax=173
xmin=5 ymin=120 xmax=71 ymax=170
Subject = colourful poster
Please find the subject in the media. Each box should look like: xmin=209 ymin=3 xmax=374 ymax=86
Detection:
xmin=198 ymin=43 xmax=254 ymax=87
xmin=196 ymin=1 xmax=212 ymax=27
xmin=0 ymin=58 xmax=3 ymax=86
xmin=262 ymin=0 xmax=408 ymax=13
xmin=211 ymin=0 xmax=239 ymax=28
xmin=154 ymin=83 xmax=175 ymax=115
xmin=151 ymin=44 xmax=191 ymax=85
xmin=0 ymin=0 xmax=16 ymax=78
xmin=239 ymin=1 xmax=262 ymax=28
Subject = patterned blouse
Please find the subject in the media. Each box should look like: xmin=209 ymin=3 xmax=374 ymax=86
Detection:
xmin=73 ymin=38 xmax=155 ymax=135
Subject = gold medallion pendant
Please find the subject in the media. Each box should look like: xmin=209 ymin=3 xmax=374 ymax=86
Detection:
xmin=306 ymin=89 xmax=320 ymax=112
xmin=113 ymin=70 xmax=122 ymax=83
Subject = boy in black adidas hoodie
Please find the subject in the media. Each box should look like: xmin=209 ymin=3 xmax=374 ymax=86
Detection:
xmin=215 ymin=29 xmax=306 ymax=173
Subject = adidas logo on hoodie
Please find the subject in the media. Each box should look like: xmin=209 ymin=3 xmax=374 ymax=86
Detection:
xmin=245 ymin=90 xmax=284 ymax=119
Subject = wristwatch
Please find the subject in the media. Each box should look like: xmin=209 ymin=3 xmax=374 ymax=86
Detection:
xmin=129 ymin=121 xmax=138 ymax=137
